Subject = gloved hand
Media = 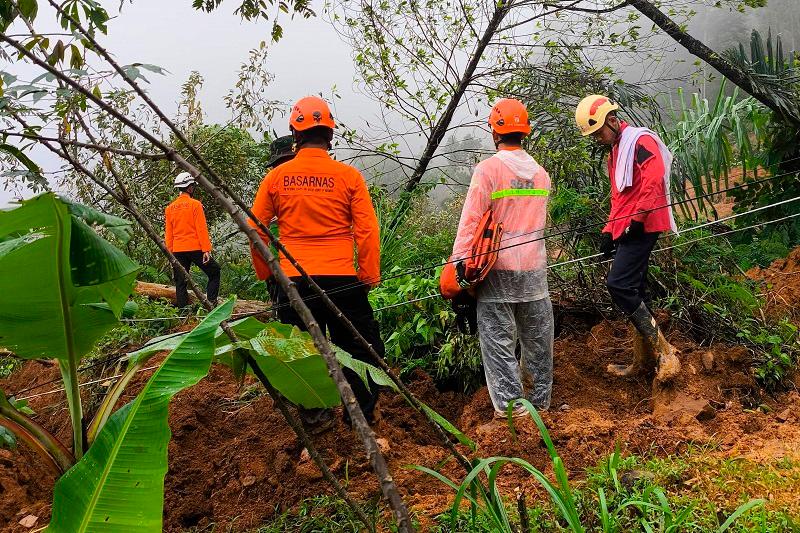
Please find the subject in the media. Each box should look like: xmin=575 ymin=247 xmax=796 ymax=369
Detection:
xmin=452 ymin=291 xmax=478 ymax=335
xmin=266 ymin=277 xmax=279 ymax=304
xmin=455 ymin=261 xmax=471 ymax=289
xmin=599 ymin=232 xmax=615 ymax=259
xmin=623 ymin=220 xmax=646 ymax=240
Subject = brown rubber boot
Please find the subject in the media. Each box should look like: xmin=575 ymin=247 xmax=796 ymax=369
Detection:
xmin=626 ymin=303 xmax=681 ymax=383
xmin=606 ymin=326 xmax=655 ymax=377
xmin=653 ymin=330 xmax=681 ymax=383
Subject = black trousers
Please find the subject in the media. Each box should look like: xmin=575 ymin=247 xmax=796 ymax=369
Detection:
xmin=275 ymin=276 xmax=385 ymax=419
xmin=606 ymin=232 xmax=659 ymax=315
xmin=172 ymin=251 xmax=221 ymax=308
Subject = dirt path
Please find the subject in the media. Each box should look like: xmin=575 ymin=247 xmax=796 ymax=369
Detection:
xmin=1 ymin=317 xmax=799 ymax=532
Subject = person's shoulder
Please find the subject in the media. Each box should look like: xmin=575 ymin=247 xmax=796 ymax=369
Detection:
xmin=187 ymin=196 xmax=204 ymax=210
xmin=475 ymin=156 xmax=494 ymax=172
xmin=329 ymin=157 xmax=359 ymax=174
xmin=635 ymin=134 xmax=660 ymax=165
xmin=332 ymin=159 xmax=365 ymax=183
xmin=474 ymin=155 xmax=502 ymax=177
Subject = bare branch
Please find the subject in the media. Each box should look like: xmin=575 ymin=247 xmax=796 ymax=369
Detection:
xmin=0 ymin=130 xmax=166 ymax=160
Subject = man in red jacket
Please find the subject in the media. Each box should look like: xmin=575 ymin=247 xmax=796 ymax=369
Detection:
xmin=575 ymin=95 xmax=680 ymax=383
xmin=165 ymin=172 xmax=220 ymax=308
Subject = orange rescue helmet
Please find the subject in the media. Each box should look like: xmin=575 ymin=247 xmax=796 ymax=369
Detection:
xmin=575 ymin=94 xmax=619 ymax=136
xmin=289 ymin=96 xmax=336 ymax=132
xmin=488 ymin=98 xmax=531 ymax=136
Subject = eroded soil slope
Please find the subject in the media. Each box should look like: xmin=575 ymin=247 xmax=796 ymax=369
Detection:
xmin=2 ymin=316 xmax=799 ymax=532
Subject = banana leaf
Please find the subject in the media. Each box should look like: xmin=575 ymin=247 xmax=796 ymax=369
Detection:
xmin=48 ymin=298 xmax=234 ymax=532
xmin=245 ymin=322 xmax=340 ymax=408
xmin=64 ymin=199 xmax=134 ymax=245
xmin=0 ymin=193 xmax=139 ymax=456
xmin=126 ymin=316 xmax=268 ymax=365
xmin=0 ymin=193 xmax=139 ymax=360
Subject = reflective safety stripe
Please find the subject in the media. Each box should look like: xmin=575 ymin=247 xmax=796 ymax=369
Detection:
xmin=491 ymin=188 xmax=550 ymax=200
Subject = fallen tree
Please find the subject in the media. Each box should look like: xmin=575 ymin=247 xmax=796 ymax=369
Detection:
xmin=134 ymin=281 xmax=271 ymax=317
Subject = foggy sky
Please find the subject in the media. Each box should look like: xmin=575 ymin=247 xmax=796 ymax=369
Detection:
xmin=1 ymin=0 xmax=795 ymax=206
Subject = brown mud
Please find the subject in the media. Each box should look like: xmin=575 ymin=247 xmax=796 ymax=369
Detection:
xmin=1 ymin=314 xmax=799 ymax=532
xmin=748 ymin=245 xmax=800 ymax=324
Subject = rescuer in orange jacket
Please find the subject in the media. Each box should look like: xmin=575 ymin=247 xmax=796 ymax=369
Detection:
xmin=165 ymin=172 xmax=220 ymax=308
xmin=249 ymin=96 xmax=383 ymax=430
xmin=575 ymin=95 xmax=680 ymax=384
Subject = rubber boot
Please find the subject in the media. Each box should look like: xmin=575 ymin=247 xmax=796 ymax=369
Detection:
xmin=627 ymin=303 xmax=681 ymax=383
xmin=606 ymin=324 xmax=655 ymax=377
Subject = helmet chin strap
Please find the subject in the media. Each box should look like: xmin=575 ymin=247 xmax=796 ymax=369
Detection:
xmin=609 ymin=121 xmax=620 ymax=141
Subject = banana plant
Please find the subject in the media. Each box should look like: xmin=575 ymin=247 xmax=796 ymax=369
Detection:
xmin=0 ymin=193 xmax=139 ymax=458
xmin=48 ymin=299 xmax=234 ymax=532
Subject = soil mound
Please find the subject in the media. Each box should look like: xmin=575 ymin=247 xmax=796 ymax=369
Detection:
xmin=747 ymin=245 xmax=800 ymax=323
xmin=2 ymin=316 xmax=800 ymax=532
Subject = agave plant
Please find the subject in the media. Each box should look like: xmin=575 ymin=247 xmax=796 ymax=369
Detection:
xmin=723 ymin=30 xmax=800 ymax=223
xmin=659 ymin=81 xmax=769 ymax=221
xmin=724 ymin=29 xmax=800 ymax=125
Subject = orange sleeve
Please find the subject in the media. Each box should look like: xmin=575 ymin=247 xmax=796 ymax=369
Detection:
xmin=194 ymin=202 xmax=212 ymax=253
xmin=350 ymin=169 xmax=381 ymax=286
xmin=164 ymin=206 xmax=174 ymax=252
xmin=249 ymin=173 xmax=275 ymax=280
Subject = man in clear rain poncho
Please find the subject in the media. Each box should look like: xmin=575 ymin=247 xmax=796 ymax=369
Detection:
xmin=450 ymin=98 xmax=554 ymax=418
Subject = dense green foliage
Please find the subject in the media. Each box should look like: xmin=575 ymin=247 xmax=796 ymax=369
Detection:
xmin=369 ymin=195 xmax=484 ymax=392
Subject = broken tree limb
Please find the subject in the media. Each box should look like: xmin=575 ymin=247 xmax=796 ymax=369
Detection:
xmin=5 ymin=18 xmax=411 ymax=528
xmin=134 ymin=281 xmax=271 ymax=317
xmin=242 ymin=226 xmax=475 ymax=474
xmin=176 ymin=158 xmax=414 ymax=532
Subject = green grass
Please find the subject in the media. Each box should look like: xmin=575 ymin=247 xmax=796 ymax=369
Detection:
xmin=245 ymin=445 xmax=800 ymax=532
xmin=251 ymin=495 xmax=384 ymax=532
xmin=86 ymin=295 xmax=182 ymax=362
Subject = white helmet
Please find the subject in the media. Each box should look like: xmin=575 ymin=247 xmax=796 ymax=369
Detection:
xmin=174 ymin=172 xmax=195 ymax=188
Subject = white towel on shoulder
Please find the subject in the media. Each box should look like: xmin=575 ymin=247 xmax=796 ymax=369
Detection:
xmin=614 ymin=126 xmax=679 ymax=234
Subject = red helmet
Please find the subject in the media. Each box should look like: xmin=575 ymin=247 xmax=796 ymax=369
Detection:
xmin=289 ymin=96 xmax=335 ymax=132
xmin=488 ymin=98 xmax=531 ymax=135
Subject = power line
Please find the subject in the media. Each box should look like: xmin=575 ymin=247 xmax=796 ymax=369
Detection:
xmin=16 ymin=365 xmax=161 ymax=402
xmin=126 ymin=195 xmax=800 ymax=323
xmin=246 ymin=188 xmax=800 ymax=316
xmin=245 ymin=167 xmax=800 ymax=307
xmin=15 ymin=209 xmax=799 ymax=402
xmin=6 ymin=174 xmax=796 ymax=398
xmin=374 ymin=211 xmax=800 ymax=314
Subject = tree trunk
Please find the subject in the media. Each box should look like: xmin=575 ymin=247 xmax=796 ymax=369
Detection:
xmin=629 ymin=0 xmax=800 ymax=125
xmin=134 ymin=281 xmax=271 ymax=317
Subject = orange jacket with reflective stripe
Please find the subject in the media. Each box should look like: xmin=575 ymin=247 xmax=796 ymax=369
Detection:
xmin=249 ymin=148 xmax=381 ymax=285
xmin=164 ymin=193 xmax=212 ymax=253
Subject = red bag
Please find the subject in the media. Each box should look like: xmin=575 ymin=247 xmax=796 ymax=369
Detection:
xmin=440 ymin=210 xmax=503 ymax=300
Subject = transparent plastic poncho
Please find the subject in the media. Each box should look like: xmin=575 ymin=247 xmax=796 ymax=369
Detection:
xmin=451 ymin=149 xmax=551 ymax=303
